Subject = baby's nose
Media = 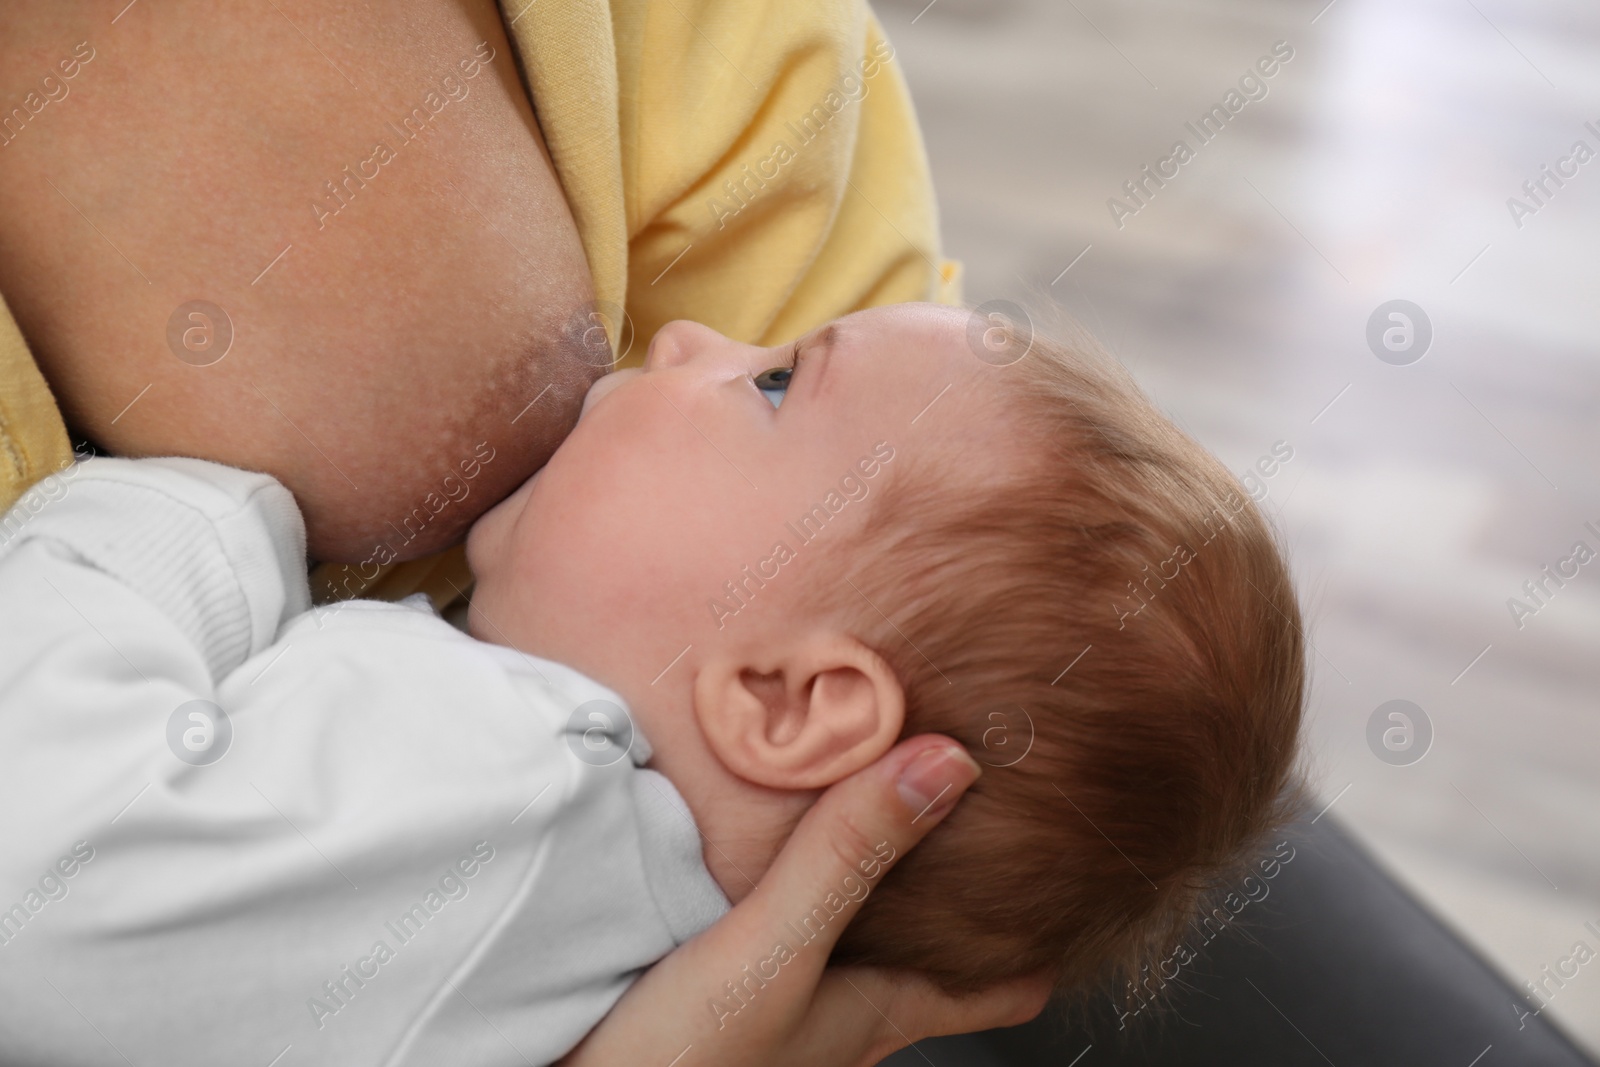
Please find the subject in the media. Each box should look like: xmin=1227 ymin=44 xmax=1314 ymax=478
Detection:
xmin=643 ymin=319 xmax=730 ymax=371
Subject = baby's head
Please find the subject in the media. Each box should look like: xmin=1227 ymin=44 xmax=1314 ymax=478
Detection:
xmin=466 ymin=301 xmax=1304 ymax=997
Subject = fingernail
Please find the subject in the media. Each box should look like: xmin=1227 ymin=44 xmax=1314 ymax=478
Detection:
xmin=897 ymin=743 xmax=981 ymax=823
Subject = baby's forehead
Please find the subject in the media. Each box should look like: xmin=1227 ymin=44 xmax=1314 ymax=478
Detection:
xmin=846 ymin=301 xmax=970 ymax=344
xmin=859 ymin=303 xmax=1034 ymax=383
xmin=795 ymin=304 xmax=1028 ymax=471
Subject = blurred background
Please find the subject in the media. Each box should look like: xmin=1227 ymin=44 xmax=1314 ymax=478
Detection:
xmin=873 ymin=0 xmax=1600 ymax=1054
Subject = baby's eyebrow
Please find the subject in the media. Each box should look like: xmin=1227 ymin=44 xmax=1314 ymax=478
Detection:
xmin=798 ymin=322 xmax=843 ymax=395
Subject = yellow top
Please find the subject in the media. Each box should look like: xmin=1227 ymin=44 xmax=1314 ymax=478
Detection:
xmin=0 ymin=0 xmax=958 ymax=609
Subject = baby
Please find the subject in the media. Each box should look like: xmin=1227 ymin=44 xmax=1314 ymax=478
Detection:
xmin=0 ymin=301 xmax=1303 ymax=1065
xmin=466 ymin=300 xmax=1306 ymax=997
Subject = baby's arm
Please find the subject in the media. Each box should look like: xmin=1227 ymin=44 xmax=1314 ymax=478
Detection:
xmin=0 ymin=456 xmax=311 ymax=696
xmin=0 ymin=457 xmax=690 ymax=1065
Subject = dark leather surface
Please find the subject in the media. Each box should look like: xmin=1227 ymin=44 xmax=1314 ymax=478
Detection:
xmin=883 ymin=814 xmax=1593 ymax=1067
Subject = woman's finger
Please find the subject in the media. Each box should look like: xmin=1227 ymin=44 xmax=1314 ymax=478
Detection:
xmin=738 ymin=733 xmax=983 ymax=984
xmin=827 ymin=967 xmax=1057 ymax=1044
xmin=772 ymin=968 xmax=1056 ymax=1067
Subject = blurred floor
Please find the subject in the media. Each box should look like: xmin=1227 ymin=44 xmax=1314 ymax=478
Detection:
xmin=875 ymin=0 xmax=1600 ymax=1054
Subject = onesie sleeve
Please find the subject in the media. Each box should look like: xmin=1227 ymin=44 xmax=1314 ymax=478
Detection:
xmin=0 ymin=454 xmax=310 ymax=682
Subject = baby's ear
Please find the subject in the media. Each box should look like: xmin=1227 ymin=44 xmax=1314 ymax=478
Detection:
xmin=693 ymin=634 xmax=905 ymax=790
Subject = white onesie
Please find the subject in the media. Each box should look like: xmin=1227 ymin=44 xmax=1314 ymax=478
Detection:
xmin=0 ymin=455 xmax=729 ymax=1066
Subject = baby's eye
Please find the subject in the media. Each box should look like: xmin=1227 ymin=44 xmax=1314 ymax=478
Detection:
xmin=754 ymin=366 xmax=792 ymax=408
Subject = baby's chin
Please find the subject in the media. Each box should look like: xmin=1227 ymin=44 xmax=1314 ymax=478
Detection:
xmin=463 ymin=471 xmax=539 ymax=604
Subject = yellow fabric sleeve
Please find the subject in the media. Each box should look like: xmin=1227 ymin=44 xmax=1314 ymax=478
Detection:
xmin=606 ymin=1 xmax=957 ymax=361
xmin=0 ymin=291 xmax=75 ymax=513
xmin=2 ymin=0 xmax=957 ymax=612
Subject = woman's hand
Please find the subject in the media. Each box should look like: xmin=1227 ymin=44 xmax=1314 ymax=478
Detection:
xmin=558 ymin=735 xmax=1054 ymax=1067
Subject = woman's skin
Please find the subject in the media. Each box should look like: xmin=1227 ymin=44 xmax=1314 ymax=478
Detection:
xmin=0 ymin=0 xmax=1051 ymax=1058
xmin=0 ymin=0 xmax=600 ymax=563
